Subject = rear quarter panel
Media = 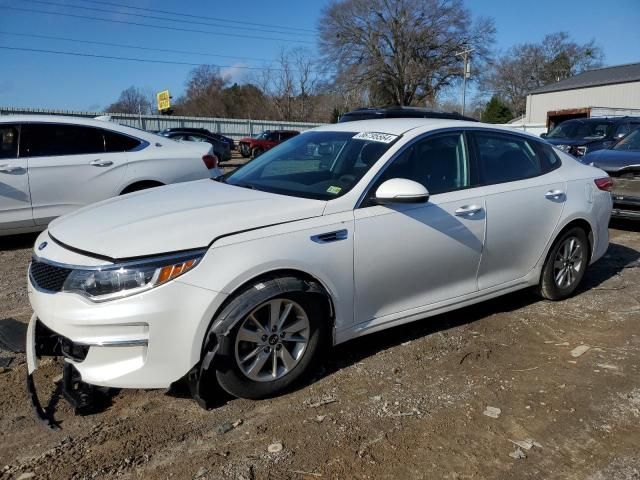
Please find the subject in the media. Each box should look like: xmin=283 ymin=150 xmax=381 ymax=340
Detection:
xmin=545 ymin=153 xmax=612 ymax=265
xmin=123 ymin=143 xmax=210 ymax=188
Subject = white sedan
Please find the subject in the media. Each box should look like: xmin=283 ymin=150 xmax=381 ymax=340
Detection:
xmin=26 ymin=118 xmax=612 ymax=405
xmin=0 ymin=115 xmax=221 ymax=236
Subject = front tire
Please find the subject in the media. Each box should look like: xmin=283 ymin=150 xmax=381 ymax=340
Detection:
xmin=215 ymin=291 xmax=327 ymax=399
xmin=539 ymin=227 xmax=589 ymax=300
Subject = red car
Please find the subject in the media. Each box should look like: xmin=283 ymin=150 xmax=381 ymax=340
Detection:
xmin=238 ymin=130 xmax=299 ymax=158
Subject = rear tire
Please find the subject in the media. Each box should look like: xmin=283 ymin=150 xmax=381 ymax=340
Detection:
xmin=240 ymin=145 xmax=250 ymax=158
xmin=215 ymin=289 xmax=327 ymax=400
xmin=539 ymin=227 xmax=589 ymax=300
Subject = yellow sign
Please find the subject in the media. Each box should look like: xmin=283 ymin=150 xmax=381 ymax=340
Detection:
xmin=157 ymin=90 xmax=171 ymax=111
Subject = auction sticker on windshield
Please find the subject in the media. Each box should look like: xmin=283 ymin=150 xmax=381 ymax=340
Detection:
xmin=352 ymin=132 xmax=399 ymax=143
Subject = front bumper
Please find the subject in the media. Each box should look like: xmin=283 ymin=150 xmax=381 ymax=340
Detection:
xmin=28 ymin=262 xmax=228 ymax=389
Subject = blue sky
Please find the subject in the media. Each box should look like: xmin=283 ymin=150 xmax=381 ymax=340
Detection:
xmin=0 ymin=0 xmax=638 ymax=111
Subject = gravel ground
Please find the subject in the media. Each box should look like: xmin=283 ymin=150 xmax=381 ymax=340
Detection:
xmin=0 ymin=219 xmax=639 ymax=480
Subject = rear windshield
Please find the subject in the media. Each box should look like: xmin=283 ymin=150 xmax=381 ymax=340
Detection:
xmin=612 ymin=129 xmax=640 ymax=151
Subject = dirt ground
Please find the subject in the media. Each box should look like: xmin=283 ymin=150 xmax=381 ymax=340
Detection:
xmin=1 ymin=220 xmax=639 ymax=480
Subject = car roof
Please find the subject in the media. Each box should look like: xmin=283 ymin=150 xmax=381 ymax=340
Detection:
xmin=312 ymin=118 xmax=495 ymax=136
xmin=340 ymin=106 xmax=478 ymax=123
xmin=0 ymin=114 xmax=165 ymax=142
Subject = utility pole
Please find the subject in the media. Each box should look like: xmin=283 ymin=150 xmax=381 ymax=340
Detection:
xmin=456 ymin=47 xmax=474 ymax=116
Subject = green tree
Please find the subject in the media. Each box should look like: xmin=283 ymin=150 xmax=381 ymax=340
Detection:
xmin=481 ymin=96 xmax=514 ymax=124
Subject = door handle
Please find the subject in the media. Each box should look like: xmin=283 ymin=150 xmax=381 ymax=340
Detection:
xmin=90 ymin=159 xmax=113 ymax=167
xmin=545 ymin=189 xmax=565 ymax=200
xmin=454 ymin=205 xmax=483 ymax=217
xmin=0 ymin=164 xmax=23 ymax=173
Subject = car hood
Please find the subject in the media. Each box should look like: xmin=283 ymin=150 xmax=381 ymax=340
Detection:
xmin=48 ymin=180 xmax=327 ymax=260
xmin=583 ymin=149 xmax=640 ymax=172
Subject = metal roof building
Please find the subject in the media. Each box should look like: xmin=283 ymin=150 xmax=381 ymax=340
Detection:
xmin=525 ymin=62 xmax=640 ymax=125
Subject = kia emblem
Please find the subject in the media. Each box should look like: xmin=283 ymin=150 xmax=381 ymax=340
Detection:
xmin=38 ymin=241 xmax=48 ymax=251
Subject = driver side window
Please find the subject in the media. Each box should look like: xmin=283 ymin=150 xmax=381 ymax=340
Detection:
xmin=375 ymin=132 xmax=471 ymax=196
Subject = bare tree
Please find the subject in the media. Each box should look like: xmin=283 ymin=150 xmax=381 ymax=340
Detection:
xmin=319 ymin=0 xmax=495 ymax=106
xmin=174 ymin=65 xmax=229 ymax=116
xmin=482 ymin=32 xmax=603 ymax=115
xmin=106 ymin=86 xmax=154 ymax=114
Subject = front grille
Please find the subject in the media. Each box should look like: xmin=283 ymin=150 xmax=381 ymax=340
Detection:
xmin=30 ymin=259 xmax=72 ymax=292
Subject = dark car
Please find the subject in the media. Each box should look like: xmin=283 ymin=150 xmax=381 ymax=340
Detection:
xmin=158 ymin=127 xmax=235 ymax=151
xmin=542 ymin=117 xmax=640 ymax=158
xmin=160 ymin=129 xmax=232 ymax=162
xmin=237 ymin=130 xmax=299 ymax=158
xmin=338 ymin=106 xmax=478 ymax=123
xmin=583 ymin=128 xmax=640 ymax=219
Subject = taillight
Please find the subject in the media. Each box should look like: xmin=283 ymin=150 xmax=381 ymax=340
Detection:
xmin=594 ymin=177 xmax=613 ymax=191
xmin=202 ymin=154 xmax=218 ymax=169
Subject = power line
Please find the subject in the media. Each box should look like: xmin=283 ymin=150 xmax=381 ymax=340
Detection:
xmin=74 ymin=0 xmax=317 ymax=34
xmin=0 ymin=45 xmax=332 ymax=74
xmin=0 ymin=31 xmax=275 ymax=64
xmin=3 ymin=5 xmax=315 ymax=45
xmin=25 ymin=0 xmax=316 ymax=38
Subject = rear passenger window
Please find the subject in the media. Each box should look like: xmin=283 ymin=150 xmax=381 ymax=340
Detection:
xmin=0 ymin=125 xmax=19 ymax=159
xmin=21 ymin=124 xmax=104 ymax=157
xmin=474 ymin=132 xmax=543 ymax=185
xmin=103 ymin=130 xmax=141 ymax=152
xmin=536 ymin=142 xmax=561 ymax=173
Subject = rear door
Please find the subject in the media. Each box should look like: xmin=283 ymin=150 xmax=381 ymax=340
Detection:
xmin=0 ymin=123 xmax=33 ymax=229
xmin=470 ymin=130 xmax=566 ymax=289
xmin=21 ymin=123 xmax=129 ymax=225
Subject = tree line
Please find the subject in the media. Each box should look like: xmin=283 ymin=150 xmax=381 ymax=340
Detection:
xmin=107 ymin=0 xmax=603 ymax=124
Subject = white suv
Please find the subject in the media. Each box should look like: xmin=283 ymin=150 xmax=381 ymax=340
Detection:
xmin=0 ymin=115 xmax=220 ymax=236
xmin=26 ymin=119 xmax=612 ymax=405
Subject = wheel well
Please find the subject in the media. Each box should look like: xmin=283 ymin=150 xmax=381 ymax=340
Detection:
xmin=207 ymin=269 xmax=335 ymax=344
xmin=120 ymin=180 xmax=164 ymax=195
xmin=230 ymin=269 xmax=332 ymax=318
xmin=557 ymin=218 xmax=593 ymax=258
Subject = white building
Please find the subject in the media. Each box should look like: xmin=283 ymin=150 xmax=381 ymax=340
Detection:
xmin=525 ymin=62 xmax=640 ymax=127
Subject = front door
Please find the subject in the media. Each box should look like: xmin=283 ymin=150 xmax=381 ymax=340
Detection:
xmin=353 ymin=131 xmax=485 ymax=328
xmin=0 ymin=124 xmax=33 ymax=230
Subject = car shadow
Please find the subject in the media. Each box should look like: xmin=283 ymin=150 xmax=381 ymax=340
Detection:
xmin=0 ymin=232 xmax=38 ymax=251
xmin=302 ymin=240 xmax=640 ymax=391
xmin=580 ymin=241 xmax=640 ymax=291
xmin=610 ymin=218 xmax=640 ymax=233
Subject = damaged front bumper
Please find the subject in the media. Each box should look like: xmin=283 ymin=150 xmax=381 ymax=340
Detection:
xmin=26 ymin=315 xmax=103 ymax=428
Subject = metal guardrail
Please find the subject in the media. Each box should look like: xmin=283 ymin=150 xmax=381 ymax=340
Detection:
xmin=0 ymin=106 xmax=325 ymax=140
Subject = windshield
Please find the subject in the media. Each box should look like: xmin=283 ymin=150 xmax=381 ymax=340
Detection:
xmin=612 ymin=128 xmax=640 ymax=151
xmin=547 ymin=120 xmax=614 ymax=140
xmin=224 ymin=131 xmax=398 ymax=200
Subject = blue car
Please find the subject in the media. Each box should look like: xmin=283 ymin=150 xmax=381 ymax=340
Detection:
xmin=542 ymin=117 xmax=640 ymax=158
xmin=584 ymin=128 xmax=640 ymax=219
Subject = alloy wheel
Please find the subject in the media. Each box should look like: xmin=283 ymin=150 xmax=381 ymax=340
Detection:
xmin=553 ymin=236 xmax=584 ymax=289
xmin=234 ymin=298 xmax=310 ymax=382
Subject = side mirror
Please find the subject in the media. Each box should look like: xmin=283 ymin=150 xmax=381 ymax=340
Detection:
xmin=540 ymin=132 xmax=548 ymax=138
xmin=374 ymin=178 xmax=429 ymax=204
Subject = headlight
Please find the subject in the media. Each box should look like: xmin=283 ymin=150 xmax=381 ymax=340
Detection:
xmin=62 ymin=250 xmax=205 ymax=302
